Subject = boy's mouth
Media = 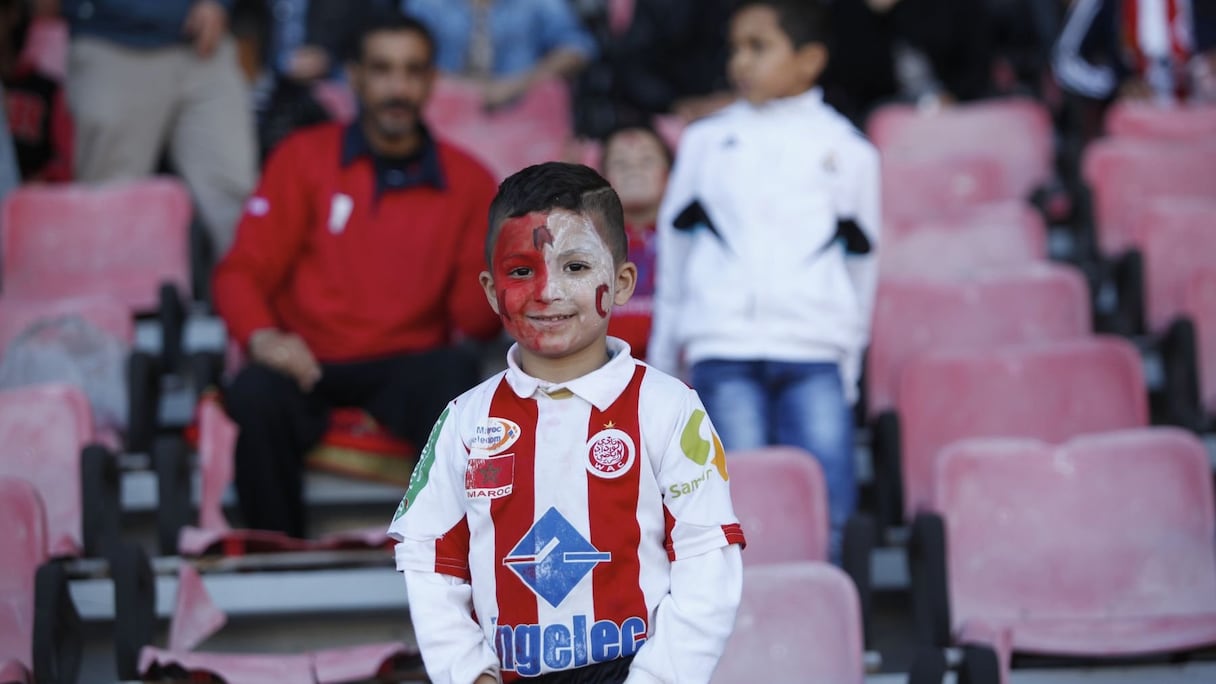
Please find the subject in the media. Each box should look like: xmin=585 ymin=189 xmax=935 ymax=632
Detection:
xmin=527 ymin=313 xmax=576 ymax=323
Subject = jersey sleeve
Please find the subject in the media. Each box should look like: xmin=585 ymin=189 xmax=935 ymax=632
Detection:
xmin=656 ymin=389 xmax=746 ymax=561
xmin=388 ymin=403 xmax=471 ymax=578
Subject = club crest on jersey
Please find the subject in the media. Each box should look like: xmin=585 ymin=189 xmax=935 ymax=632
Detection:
xmin=469 ymin=417 xmax=521 ymax=455
xmin=585 ymin=427 xmax=636 ymax=479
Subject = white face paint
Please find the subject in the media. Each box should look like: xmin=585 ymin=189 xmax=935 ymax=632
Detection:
xmin=485 ymin=209 xmax=617 ymax=359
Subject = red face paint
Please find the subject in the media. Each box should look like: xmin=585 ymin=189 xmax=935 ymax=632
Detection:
xmin=595 ymin=283 xmax=610 ymax=318
xmin=492 ymin=214 xmax=551 ymax=349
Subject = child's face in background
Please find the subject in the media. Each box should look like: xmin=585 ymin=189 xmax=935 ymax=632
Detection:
xmin=481 ymin=210 xmax=634 ymax=365
xmin=728 ymin=5 xmax=824 ymax=105
xmin=603 ymin=130 xmax=669 ymax=220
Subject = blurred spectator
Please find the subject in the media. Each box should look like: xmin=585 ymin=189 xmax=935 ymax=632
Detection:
xmin=52 ymin=0 xmax=257 ymax=258
xmin=601 ymin=124 xmax=670 ymax=359
xmin=821 ymin=0 xmax=994 ymax=124
xmin=1 ymin=0 xmax=71 ymax=182
xmin=401 ymin=0 xmax=597 ymax=109
xmin=1054 ymin=0 xmax=1216 ymax=104
xmin=238 ymin=0 xmax=392 ymax=158
xmin=609 ymin=0 xmax=739 ymax=124
xmin=213 ymin=13 xmax=502 ymax=537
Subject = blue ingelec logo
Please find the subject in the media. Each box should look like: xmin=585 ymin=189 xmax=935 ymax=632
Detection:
xmin=503 ymin=507 xmax=611 ymax=607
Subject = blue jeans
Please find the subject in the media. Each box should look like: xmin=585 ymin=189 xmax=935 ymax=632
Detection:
xmin=691 ymin=359 xmax=856 ymax=561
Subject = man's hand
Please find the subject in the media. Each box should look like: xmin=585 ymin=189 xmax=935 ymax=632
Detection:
xmin=249 ymin=329 xmax=322 ymax=392
xmin=287 ymin=45 xmax=331 ymax=82
xmin=482 ymin=75 xmax=530 ymax=110
xmin=184 ymin=0 xmax=228 ymax=58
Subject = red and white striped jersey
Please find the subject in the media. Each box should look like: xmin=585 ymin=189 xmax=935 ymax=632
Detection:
xmin=389 ymin=339 xmax=745 ymax=682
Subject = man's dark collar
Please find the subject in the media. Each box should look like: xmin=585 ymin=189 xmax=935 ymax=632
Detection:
xmin=340 ymin=120 xmax=446 ymax=193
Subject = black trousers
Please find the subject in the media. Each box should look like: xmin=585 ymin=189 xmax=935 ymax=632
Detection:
xmin=222 ymin=346 xmax=480 ymax=537
xmin=533 ymin=656 xmax=635 ymax=683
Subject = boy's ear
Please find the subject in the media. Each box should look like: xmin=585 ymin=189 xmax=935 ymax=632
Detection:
xmin=613 ymin=262 xmax=638 ymax=307
xmin=479 ymin=271 xmax=501 ymax=315
xmin=797 ymin=43 xmax=828 ymax=84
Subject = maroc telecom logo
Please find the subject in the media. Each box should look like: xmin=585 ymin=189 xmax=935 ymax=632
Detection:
xmin=470 ymin=417 xmax=521 ymax=454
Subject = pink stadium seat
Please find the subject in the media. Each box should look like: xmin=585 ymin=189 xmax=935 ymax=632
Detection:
xmin=1105 ymin=101 xmax=1216 ymax=140
xmin=18 ymin=17 xmax=67 ymax=82
xmin=868 ymin=98 xmax=1053 ymax=199
xmin=423 ymin=77 xmax=573 ymax=181
xmin=139 ymin=562 xmax=419 ymax=684
xmin=1136 ymin=198 xmax=1216 ymax=333
xmin=897 ymin=337 xmax=1147 ymax=519
xmin=880 ymin=200 xmax=1048 ymax=279
xmin=1188 ymin=270 xmax=1216 ymax=414
xmin=178 ymin=394 xmax=391 ymax=556
xmin=1 ymin=178 xmax=193 ymax=312
xmin=712 ymin=563 xmax=865 ymax=684
xmin=0 ymin=384 xmax=94 ymax=557
xmin=1081 ymin=138 xmax=1216 ymax=257
xmin=0 ymin=295 xmax=134 ymax=352
xmin=608 ymin=0 xmax=636 ymax=35
xmin=881 ymin=153 xmax=1008 ymax=222
xmin=727 ymin=448 xmax=829 ymax=565
xmin=311 ymin=80 xmax=356 ymax=124
xmin=867 ymin=264 xmax=1091 ymax=418
xmin=0 ymin=478 xmax=47 ymax=683
xmin=935 ymin=429 xmax=1216 ymax=681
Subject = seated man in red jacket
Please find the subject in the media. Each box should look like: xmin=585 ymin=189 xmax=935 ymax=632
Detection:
xmin=213 ymin=11 xmax=501 ymax=537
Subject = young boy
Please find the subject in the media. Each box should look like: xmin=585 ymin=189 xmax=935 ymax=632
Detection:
xmin=648 ymin=0 xmax=881 ymax=560
xmin=389 ymin=162 xmax=745 ymax=684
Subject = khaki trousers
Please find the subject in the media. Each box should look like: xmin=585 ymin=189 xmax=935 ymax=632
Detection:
xmin=66 ymin=36 xmax=257 ymax=257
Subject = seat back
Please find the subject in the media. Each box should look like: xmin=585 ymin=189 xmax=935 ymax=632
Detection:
xmin=880 ymin=201 xmax=1047 ymax=279
xmin=868 ymin=98 xmax=1053 ymax=199
xmin=18 ymin=17 xmax=68 ymax=81
xmin=1136 ymin=198 xmax=1216 ymax=333
xmin=1 ymin=178 xmax=192 ymax=312
xmin=898 ymin=337 xmax=1147 ymax=518
xmin=882 ymin=153 xmax=1008 ymax=222
xmin=196 ymin=395 xmax=238 ymax=532
xmin=937 ymin=429 xmax=1216 ymax=633
xmin=868 ymin=264 xmax=1091 ymax=418
xmin=1105 ymin=101 xmax=1216 ymax=140
xmin=0 ymin=477 xmax=48 ymax=670
xmin=0 ymin=295 xmax=134 ymax=354
xmin=726 ymin=448 xmax=829 ymax=565
xmin=0 ymin=384 xmax=92 ymax=557
xmin=424 ymin=77 xmax=572 ymax=181
xmin=712 ymin=562 xmax=865 ymax=684
xmin=1187 ymin=269 xmax=1216 ymax=413
xmin=1081 ymin=138 xmax=1216 ymax=256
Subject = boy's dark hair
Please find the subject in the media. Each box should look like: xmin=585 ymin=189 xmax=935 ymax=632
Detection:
xmin=736 ymin=0 xmax=830 ymax=48
xmin=487 ymin=162 xmax=628 ymax=266
xmin=600 ymin=124 xmax=674 ymax=172
xmin=349 ymin=11 xmax=435 ymax=65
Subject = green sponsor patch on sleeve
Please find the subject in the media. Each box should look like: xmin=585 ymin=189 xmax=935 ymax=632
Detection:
xmin=393 ymin=405 xmax=451 ymax=520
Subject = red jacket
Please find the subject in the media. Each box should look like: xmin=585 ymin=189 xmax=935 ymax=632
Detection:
xmin=214 ymin=123 xmax=502 ymax=362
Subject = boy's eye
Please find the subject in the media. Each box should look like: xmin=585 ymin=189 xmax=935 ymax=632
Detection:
xmin=566 ymin=262 xmax=590 ymax=272
xmin=508 ymin=266 xmax=533 ymax=278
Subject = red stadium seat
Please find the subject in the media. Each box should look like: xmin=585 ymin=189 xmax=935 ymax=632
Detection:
xmin=897 ymin=337 xmax=1147 ymax=519
xmin=868 ymin=98 xmax=1053 ymax=199
xmin=712 ymin=563 xmax=865 ymax=684
xmin=1105 ymin=101 xmax=1216 ymax=140
xmin=867 ymin=264 xmax=1091 ymax=418
xmin=880 ymin=201 xmax=1048 ymax=279
xmin=1081 ymin=138 xmax=1216 ymax=257
xmin=1 ymin=178 xmax=192 ymax=311
xmin=0 ymin=477 xmax=47 ymax=683
xmin=0 ymin=384 xmax=95 ymax=557
xmin=881 ymin=153 xmax=1008 ymax=222
xmin=1136 ymin=198 xmax=1216 ymax=333
xmin=1188 ymin=270 xmax=1216 ymax=415
xmin=931 ymin=429 xmax=1216 ymax=679
xmin=727 ymin=448 xmax=829 ymax=565
xmin=423 ymin=77 xmax=573 ymax=181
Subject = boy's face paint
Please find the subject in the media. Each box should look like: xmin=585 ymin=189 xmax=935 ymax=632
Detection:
xmin=486 ymin=210 xmax=617 ymax=358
